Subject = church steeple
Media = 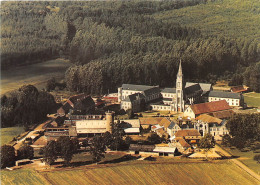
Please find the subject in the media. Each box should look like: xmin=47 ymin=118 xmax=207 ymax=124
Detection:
xmin=175 ymin=60 xmax=184 ymax=112
xmin=177 ymin=60 xmax=183 ymax=76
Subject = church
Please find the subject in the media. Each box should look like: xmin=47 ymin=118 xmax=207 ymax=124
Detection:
xmin=118 ymin=61 xmax=242 ymax=113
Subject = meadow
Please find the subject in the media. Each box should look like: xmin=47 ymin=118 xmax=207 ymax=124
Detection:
xmin=1 ymin=160 xmax=259 ymax=185
xmin=0 ymin=127 xmax=24 ymax=145
xmin=1 ymin=58 xmax=71 ymax=95
xmin=244 ymin=92 xmax=260 ymax=108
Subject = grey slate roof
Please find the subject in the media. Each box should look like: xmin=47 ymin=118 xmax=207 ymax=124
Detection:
xmin=122 ymin=84 xmax=158 ymax=91
xmin=209 ymin=91 xmax=240 ymax=99
xmin=185 ymin=83 xmax=202 ymax=95
xmin=163 ymin=98 xmax=173 ymax=101
xmin=143 ymin=87 xmax=161 ymax=96
xmin=123 ymin=93 xmax=145 ymax=103
xmin=161 ymin=88 xmax=176 ymax=93
xmin=186 ymin=82 xmax=212 ymax=93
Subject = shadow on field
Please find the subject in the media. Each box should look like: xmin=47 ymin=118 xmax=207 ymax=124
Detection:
xmin=99 ymin=154 xmax=140 ymax=164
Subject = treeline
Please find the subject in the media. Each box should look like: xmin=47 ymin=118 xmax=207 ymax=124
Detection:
xmin=1 ymin=85 xmax=56 ymax=128
xmin=65 ymin=36 xmax=259 ymax=94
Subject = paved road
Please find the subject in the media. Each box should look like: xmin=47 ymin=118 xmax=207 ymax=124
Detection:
xmin=215 ymin=145 xmax=260 ymax=182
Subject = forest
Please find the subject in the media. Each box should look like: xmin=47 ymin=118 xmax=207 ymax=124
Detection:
xmin=1 ymin=0 xmax=260 ymax=94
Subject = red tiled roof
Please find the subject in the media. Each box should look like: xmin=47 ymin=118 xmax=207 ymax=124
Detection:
xmin=175 ymin=129 xmax=201 ymax=137
xmin=178 ymin=138 xmax=191 ymax=148
xmin=139 ymin=117 xmax=164 ymax=125
xmin=158 ymin=117 xmax=172 ymax=128
xmin=190 ymin=100 xmax=231 ymax=115
xmin=231 ymin=86 xmax=247 ymax=93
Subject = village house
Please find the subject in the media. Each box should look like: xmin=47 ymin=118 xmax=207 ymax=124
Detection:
xmin=196 ymin=114 xmax=229 ymax=140
xmin=57 ymin=94 xmax=95 ymax=116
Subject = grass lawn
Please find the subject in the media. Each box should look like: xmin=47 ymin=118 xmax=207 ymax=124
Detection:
xmin=244 ymin=92 xmax=260 ymax=108
xmin=1 ymin=127 xmax=24 ymax=145
xmin=1 ymin=58 xmax=71 ymax=95
xmin=2 ymin=160 xmax=258 ymax=185
xmin=223 ymin=146 xmax=260 ymax=174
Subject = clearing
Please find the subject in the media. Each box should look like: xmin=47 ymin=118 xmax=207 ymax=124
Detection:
xmin=244 ymin=92 xmax=260 ymax=108
xmin=1 ymin=58 xmax=71 ymax=95
xmin=0 ymin=127 xmax=24 ymax=145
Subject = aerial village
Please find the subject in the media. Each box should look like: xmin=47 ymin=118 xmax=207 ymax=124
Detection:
xmin=10 ymin=61 xmax=251 ymax=167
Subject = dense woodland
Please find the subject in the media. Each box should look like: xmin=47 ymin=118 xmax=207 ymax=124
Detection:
xmin=1 ymin=85 xmax=56 ymax=128
xmin=1 ymin=0 xmax=260 ymax=95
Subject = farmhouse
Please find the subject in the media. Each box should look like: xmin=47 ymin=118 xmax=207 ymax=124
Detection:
xmin=57 ymin=94 xmax=95 ymax=115
xmin=183 ymin=100 xmax=232 ymax=119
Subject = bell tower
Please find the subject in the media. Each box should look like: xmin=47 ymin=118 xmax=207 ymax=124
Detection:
xmin=175 ymin=60 xmax=184 ymax=112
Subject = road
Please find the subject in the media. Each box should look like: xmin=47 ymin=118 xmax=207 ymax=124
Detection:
xmin=13 ymin=120 xmax=51 ymax=150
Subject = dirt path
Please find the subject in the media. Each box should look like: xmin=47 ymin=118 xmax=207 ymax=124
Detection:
xmin=215 ymin=145 xmax=260 ymax=182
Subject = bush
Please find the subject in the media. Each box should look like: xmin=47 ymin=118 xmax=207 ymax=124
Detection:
xmin=1 ymin=145 xmax=16 ymax=168
xmin=253 ymin=154 xmax=260 ymax=163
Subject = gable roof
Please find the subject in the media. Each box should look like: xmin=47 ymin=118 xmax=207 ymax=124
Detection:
xmin=161 ymin=88 xmax=176 ymax=93
xmin=122 ymin=84 xmax=158 ymax=92
xmin=74 ymin=96 xmax=95 ymax=110
xmin=69 ymin=94 xmax=88 ymax=104
xmin=231 ymin=85 xmax=247 ymax=93
xmin=175 ymin=129 xmax=201 ymax=137
xmin=186 ymin=82 xmax=212 ymax=95
xmin=210 ymin=110 xmax=234 ymax=119
xmin=185 ymin=83 xmax=202 ymax=95
xmin=139 ymin=117 xmax=164 ymax=125
xmin=190 ymin=100 xmax=231 ymax=115
xmin=209 ymin=91 xmax=240 ymax=99
xmin=158 ymin=117 xmax=172 ymax=128
xmin=196 ymin=114 xmax=222 ymax=124
xmin=178 ymin=138 xmax=191 ymax=148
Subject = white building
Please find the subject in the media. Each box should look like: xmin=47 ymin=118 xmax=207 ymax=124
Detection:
xmin=208 ymin=91 xmax=243 ymax=107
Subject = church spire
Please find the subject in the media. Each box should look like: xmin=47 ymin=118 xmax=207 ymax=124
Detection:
xmin=177 ymin=60 xmax=182 ymax=76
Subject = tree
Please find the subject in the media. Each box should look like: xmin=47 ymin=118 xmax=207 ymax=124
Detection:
xmin=103 ymin=131 xmax=113 ymax=147
xmin=199 ymin=133 xmax=215 ymax=160
xmin=90 ymin=135 xmax=106 ymax=163
xmin=221 ymin=134 xmax=231 ymax=147
xmin=42 ymin=140 xmax=58 ymax=166
xmin=71 ymin=137 xmax=80 ymax=152
xmin=56 ymin=136 xmax=76 ymax=166
xmin=148 ymin=133 xmax=162 ymax=145
xmin=254 ymin=154 xmax=260 ymax=163
xmin=126 ymin=109 xmax=134 ymax=119
xmin=1 ymin=145 xmax=16 ymax=168
xmin=109 ymin=120 xmax=126 ymax=151
xmin=46 ymin=77 xmax=56 ymax=91
xmin=81 ymin=138 xmax=89 ymax=150
xmin=17 ymin=144 xmax=34 ymax=160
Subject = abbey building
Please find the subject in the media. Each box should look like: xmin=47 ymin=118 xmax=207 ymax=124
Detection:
xmin=118 ymin=61 xmax=243 ymax=113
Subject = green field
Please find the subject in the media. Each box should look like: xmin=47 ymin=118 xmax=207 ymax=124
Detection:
xmin=223 ymin=147 xmax=260 ymax=174
xmin=1 ymin=58 xmax=71 ymax=95
xmin=0 ymin=127 xmax=24 ymax=145
xmin=1 ymin=161 xmax=259 ymax=185
xmin=154 ymin=0 xmax=260 ymax=39
xmin=244 ymin=93 xmax=260 ymax=107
